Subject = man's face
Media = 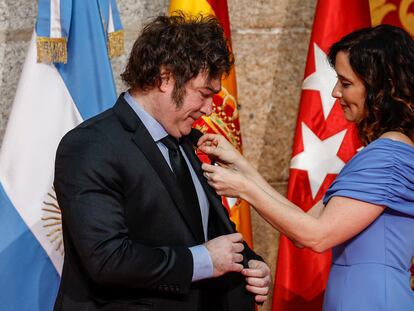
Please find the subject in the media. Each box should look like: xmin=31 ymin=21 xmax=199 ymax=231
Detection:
xmin=155 ymin=71 xmax=221 ymax=138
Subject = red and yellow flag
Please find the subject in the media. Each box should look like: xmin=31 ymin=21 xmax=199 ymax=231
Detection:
xmin=169 ymin=1 xmax=253 ymax=247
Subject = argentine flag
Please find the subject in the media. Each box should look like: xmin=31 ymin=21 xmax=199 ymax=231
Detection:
xmin=0 ymin=0 xmax=123 ymax=310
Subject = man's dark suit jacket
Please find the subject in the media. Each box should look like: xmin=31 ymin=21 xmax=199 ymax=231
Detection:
xmin=53 ymin=95 xmax=262 ymax=311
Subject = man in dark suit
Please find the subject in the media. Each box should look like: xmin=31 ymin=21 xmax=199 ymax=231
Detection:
xmin=53 ymin=14 xmax=270 ymax=311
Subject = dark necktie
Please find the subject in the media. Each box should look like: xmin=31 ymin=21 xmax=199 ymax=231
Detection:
xmin=161 ymin=135 xmax=202 ymax=224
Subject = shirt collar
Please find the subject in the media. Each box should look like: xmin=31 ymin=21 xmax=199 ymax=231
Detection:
xmin=123 ymin=91 xmax=168 ymax=142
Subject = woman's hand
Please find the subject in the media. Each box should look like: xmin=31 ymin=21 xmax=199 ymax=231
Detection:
xmin=202 ymin=163 xmax=250 ymax=198
xmin=197 ymin=134 xmax=243 ymax=169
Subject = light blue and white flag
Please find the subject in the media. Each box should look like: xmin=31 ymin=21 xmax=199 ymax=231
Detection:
xmin=0 ymin=1 xmax=123 ymax=310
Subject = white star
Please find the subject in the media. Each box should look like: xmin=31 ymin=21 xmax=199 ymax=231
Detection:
xmin=302 ymin=43 xmax=337 ymax=119
xmin=290 ymin=122 xmax=346 ymax=199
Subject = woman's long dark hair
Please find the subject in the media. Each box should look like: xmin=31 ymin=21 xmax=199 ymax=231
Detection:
xmin=328 ymin=25 xmax=414 ymax=145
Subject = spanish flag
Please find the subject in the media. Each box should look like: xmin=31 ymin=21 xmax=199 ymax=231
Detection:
xmin=169 ymin=0 xmax=253 ymax=247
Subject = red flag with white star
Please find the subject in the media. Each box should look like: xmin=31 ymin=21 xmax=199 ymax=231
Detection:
xmin=272 ymin=1 xmax=371 ymax=310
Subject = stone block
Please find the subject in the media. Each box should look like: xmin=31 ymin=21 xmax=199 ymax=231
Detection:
xmin=0 ymin=41 xmax=30 ymax=145
xmin=118 ymin=0 xmax=168 ymax=32
xmin=256 ymin=30 xmax=311 ymax=184
xmin=229 ymin=0 xmax=316 ymax=30
xmin=0 ymin=0 xmax=36 ymax=32
xmin=233 ymin=29 xmax=311 ymax=182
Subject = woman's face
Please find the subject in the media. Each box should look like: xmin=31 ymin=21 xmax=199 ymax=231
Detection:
xmin=331 ymin=51 xmax=367 ymax=123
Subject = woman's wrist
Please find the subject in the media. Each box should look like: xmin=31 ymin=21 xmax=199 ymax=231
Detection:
xmin=235 ymin=156 xmax=254 ymax=175
xmin=239 ymin=176 xmax=257 ymax=202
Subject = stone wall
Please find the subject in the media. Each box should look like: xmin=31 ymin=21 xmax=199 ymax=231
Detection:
xmin=0 ymin=1 xmax=316 ymax=310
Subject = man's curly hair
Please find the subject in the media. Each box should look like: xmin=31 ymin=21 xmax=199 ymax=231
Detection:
xmin=121 ymin=13 xmax=234 ymax=107
xmin=328 ymin=24 xmax=414 ymax=145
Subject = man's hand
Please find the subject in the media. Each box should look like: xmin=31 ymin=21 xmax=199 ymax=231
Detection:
xmin=204 ymin=233 xmax=245 ymax=277
xmin=242 ymin=260 xmax=271 ymax=303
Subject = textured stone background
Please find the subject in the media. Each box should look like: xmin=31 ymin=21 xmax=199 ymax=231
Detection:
xmin=0 ymin=1 xmax=316 ymax=310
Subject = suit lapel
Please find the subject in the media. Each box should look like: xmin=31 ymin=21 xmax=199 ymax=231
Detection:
xmin=113 ymin=96 xmax=205 ymax=244
xmin=181 ymin=134 xmax=235 ymax=234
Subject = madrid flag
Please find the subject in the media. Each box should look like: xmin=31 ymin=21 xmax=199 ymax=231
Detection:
xmin=169 ymin=0 xmax=253 ymax=247
xmin=273 ymin=1 xmax=371 ymax=310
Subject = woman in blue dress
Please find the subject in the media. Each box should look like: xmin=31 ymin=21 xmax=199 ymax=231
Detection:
xmin=198 ymin=24 xmax=414 ymax=310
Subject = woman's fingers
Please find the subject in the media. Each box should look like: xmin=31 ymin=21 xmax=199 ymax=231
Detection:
xmin=197 ymin=133 xmax=219 ymax=150
xmin=201 ymin=163 xmax=216 ymax=173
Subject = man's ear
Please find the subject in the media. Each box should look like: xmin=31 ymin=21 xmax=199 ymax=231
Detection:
xmin=159 ymin=67 xmax=173 ymax=92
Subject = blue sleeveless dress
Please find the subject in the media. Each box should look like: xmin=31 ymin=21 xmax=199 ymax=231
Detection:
xmin=322 ymin=138 xmax=414 ymax=311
